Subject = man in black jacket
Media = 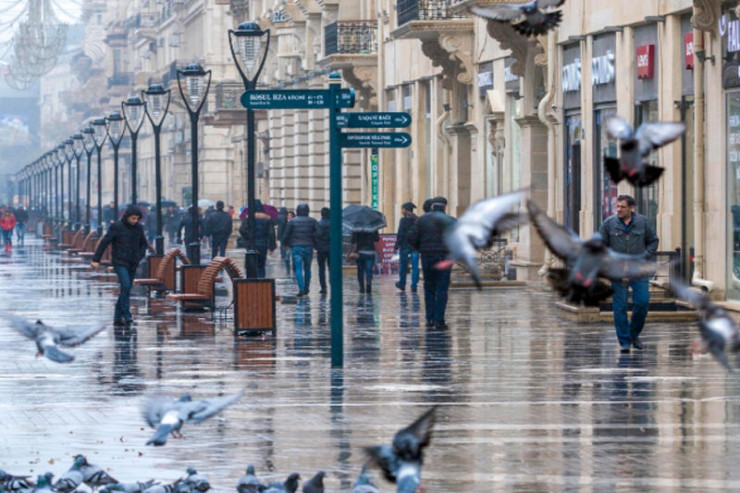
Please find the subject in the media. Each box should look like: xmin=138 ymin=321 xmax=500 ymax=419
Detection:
xmin=102 ymin=201 xmax=117 ymax=227
xmin=206 ymin=200 xmax=233 ymax=258
xmin=408 ymin=197 xmax=456 ymax=329
xmin=91 ymin=205 xmax=150 ymax=325
xmin=164 ymin=206 xmax=180 ymax=244
xmin=394 ymin=201 xmax=419 ymax=292
xmin=282 ymin=203 xmax=318 ymax=296
xmin=239 ymin=199 xmax=276 ymax=278
xmin=315 ymin=207 xmax=331 ymax=294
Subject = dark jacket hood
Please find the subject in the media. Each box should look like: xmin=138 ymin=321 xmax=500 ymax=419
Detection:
xmin=296 ymin=203 xmax=310 ymax=216
xmin=123 ymin=205 xmax=143 ymax=222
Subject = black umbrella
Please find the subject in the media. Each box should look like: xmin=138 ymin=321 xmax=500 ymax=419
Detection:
xmin=160 ymin=199 xmax=178 ymax=209
xmin=342 ymin=204 xmax=386 ymax=233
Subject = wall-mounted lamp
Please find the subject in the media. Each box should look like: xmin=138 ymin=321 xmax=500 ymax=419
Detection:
xmin=695 ymin=49 xmax=715 ymax=64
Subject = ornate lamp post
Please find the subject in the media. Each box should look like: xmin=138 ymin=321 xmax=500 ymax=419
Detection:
xmin=142 ymin=83 xmax=171 ymax=254
xmin=91 ymin=118 xmax=108 ymax=235
xmin=44 ymin=153 xmax=52 ymax=221
xmin=81 ymin=126 xmax=95 ymax=232
xmin=122 ymin=96 xmax=146 ymax=205
xmin=72 ymin=133 xmax=84 ymax=228
xmin=52 ymin=148 xmax=61 ymax=223
xmin=228 ymin=21 xmax=270 ymax=278
xmin=176 ymin=63 xmax=212 ymax=264
xmin=64 ymin=138 xmax=74 ymax=227
xmin=55 ymin=144 xmax=65 ymax=226
xmin=106 ymin=113 xmax=126 ymax=224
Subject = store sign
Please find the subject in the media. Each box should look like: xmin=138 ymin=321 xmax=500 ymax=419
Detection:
xmin=371 ymin=153 xmax=379 ymax=210
xmin=591 ymin=50 xmax=615 ymax=86
xmin=562 ymin=58 xmax=581 ymax=92
xmin=720 ymin=14 xmax=740 ymax=53
xmin=684 ymin=32 xmax=694 ymax=70
xmin=636 ymin=45 xmax=655 ymax=79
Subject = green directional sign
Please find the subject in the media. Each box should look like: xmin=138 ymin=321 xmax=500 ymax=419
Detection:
xmin=339 ymin=132 xmax=412 ymax=148
xmin=241 ymin=88 xmax=355 ymax=110
xmin=336 ymin=112 xmax=412 ymax=129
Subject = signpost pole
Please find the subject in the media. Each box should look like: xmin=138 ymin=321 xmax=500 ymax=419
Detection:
xmin=328 ymin=73 xmax=344 ymax=369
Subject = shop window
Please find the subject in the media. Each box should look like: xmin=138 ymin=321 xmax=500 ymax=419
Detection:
xmin=565 ymin=114 xmax=582 ymax=234
xmin=727 ymin=91 xmax=740 ymax=299
xmin=635 ymin=100 xmax=659 ymax=230
xmin=594 ymin=107 xmax=618 ymax=225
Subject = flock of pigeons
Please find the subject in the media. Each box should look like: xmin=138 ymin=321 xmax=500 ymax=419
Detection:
xmin=0 ymin=407 xmax=438 ymax=493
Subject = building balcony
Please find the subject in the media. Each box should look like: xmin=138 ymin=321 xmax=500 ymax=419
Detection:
xmin=202 ymin=82 xmax=247 ymax=127
xmin=107 ymin=73 xmax=133 ymax=89
xmin=324 ymin=21 xmax=378 ymax=57
xmin=397 ymin=0 xmax=465 ymax=27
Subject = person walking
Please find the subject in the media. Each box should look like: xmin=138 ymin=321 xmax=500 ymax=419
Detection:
xmin=275 ymin=207 xmax=289 ymax=269
xmin=239 ymin=199 xmax=276 ymax=278
xmin=102 ymin=201 xmax=117 ymax=227
xmin=598 ymin=194 xmax=659 ymax=352
xmin=350 ymin=229 xmax=380 ymax=294
xmin=280 ymin=210 xmax=296 ymax=272
xmin=409 ymin=197 xmax=456 ymax=329
xmin=205 ymin=200 xmax=233 ymax=258
xmin=91 ymin=205 xmax=150 ymax=325
xmin=315 ymin=207 xmax=331 ymax=294
xmin=178 ymin=206 xmax=201 ymax=250
xmin=394 ymin=201 xmax=420 ymax=292
xmin=0 ymin=209 xmax=17 ymax=249
xmin=281 ymin=203 xmax=317 ymax=296
xmin=164 ymin=205 xmax=180 ymax=244
xmin=146 ymin=206 xmax=157 ymax=244
xmin=14 ymin=205 xmax=27 ymax=245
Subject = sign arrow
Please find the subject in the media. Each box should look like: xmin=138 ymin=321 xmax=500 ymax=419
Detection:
xmin=339 ymin=132 xmax=412 ymax=149
xmin=335 ymin=112 xmax=412 ymax=129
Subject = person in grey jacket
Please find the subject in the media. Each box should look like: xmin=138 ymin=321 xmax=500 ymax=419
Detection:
xmin=315 ymin=207 xmax=331 ymax=294
xmin=282 ymin=203 xmax=318 ymax=296
xmin=598 ymin=194 xmax=659 ymax=352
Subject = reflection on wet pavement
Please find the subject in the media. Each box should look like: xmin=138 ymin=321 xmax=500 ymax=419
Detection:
xmin=1 ymin=239 xmax=740 ymax=490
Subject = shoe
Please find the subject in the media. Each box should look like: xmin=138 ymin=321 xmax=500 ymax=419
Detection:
xmin=395 ymin=282 xmax=405 ymax=291
xmin=366 ymin=283 xmax=372 ymax=294
xmin=632 ymin=337 xmax=644 ymax=350
xmin=319 ymin=288 xmax=327 ymax=295
xmin=296 ymin=291 xmax=306 ymax=297
xmin=426 ymin=319 xmax=434 ymax=327
xmin=410 ymin=285 xmax=417 ymax=293
xmin=435 ymin=321 xmax=449 ymax=330
xmin=359 ymin=286 xmax=365 ymax=294
xmin=305 ymin=289 xmax=310 ymax=295
xmin=620 ymin=344 xmax=631 ymax=353
xmin=124 ymin=317 xmax=134 ymax=325
xmin=113 ymin=319 xmax=126 ymax=326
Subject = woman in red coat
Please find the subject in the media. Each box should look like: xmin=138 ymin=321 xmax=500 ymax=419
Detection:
xmin=0 ymin=210 xmax=17 ymax=247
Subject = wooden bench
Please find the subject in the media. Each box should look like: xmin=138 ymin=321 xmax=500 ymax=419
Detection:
xmin=79 ymin=235 xmax=102 ymax=258
xmin=58 ymin=228 xmax=81 ymax=249
xmin=68 ymin=231 xmax=97 ymax=256
xmin=135 ymin=248 xmax=190 ymax=293
xmin=234 ymin=278 xmax=276 ymax=336
xmin=166 ymin=256 xmax=243 ymax=310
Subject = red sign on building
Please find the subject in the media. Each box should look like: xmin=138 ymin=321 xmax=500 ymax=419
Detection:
xmin=636 ymin=44 xmax=655 ymax=79
xmin=374 ymin=234 xmax=398 ymax=274
xmin=685 ymin=32 xmax=694 ymax=70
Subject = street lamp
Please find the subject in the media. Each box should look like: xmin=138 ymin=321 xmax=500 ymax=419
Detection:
xmin=64 ymin=138 xmax=74 ymax=227
xmin=106 ymin=112 xmax=126 ymax=225
xmin=82 ymin=126 xmax=95 ymax=232
xmin=176 ymin=62 xmax=212 ymax=264
xmin=122 ymin=96 xmax=146 ymax=205
xmin=51 ymin=149 xmax=60 ymax=223
xmin=142 ymin=83 xmax=171 ymax=255
xmin=91 ymin=118 xmax=108 ymax=235
xmin=72 ymin=133 xmax=84 ymax=228
xmin=44 ymin=152 xmax=52 ymax=221
xmin=55 ymin=144 xmax=65 ymax=226
xmin=229 ymin=21 xmax=270 ymax=278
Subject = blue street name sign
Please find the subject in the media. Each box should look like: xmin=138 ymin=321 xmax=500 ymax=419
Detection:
xmin=336 ymin=112 xmax=412 ymax=129
xmin=240 ymin=89 xmax=355 ymax=110
xmin=339 ymin=132 xmax=412 ymax=148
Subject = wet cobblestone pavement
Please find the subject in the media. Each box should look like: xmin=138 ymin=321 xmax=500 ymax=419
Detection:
xmin=2 ymin=237 xmax=740 ymax=491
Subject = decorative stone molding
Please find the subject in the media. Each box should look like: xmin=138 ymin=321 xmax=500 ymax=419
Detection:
xmin=485 ymin=20 xmax=535 ymax=77
xmin=692 ymin=0 xmax=719 ymax=33
xmin=318 ymin=54 xmax=378 ymax=109
xmin=440 ymin=33 xmax=474 ymax=86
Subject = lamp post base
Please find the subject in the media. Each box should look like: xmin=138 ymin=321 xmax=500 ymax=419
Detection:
xmin=187 ymin=241 xmax=200 ymax=265
xmin=155 ymin=235 xmax=164 ymax=255
xmin=244 ymin=250 xmax=259 ymax=278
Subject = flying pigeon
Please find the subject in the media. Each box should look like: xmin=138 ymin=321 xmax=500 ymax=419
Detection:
xmin=604 ymin=116 xmax=685 ymax=187
xmin=0 ymin=470 xmax=35 ymax=492
xmin=301 ymin=471 xmax=325 ymax=493
xmin=142 ymin=391 xmax=243 ymax=446
xmin=100 ymin=481 xmax=158 ymax=493
xmin=351 ymin=467 xmax=379 ymax=493
xmin=183 ymin=469 xmax=209 ymax=493
xmin=53 ymin=456 xmax=86 ymax=493
xmin=470 ymin=0 xmax=566 ymax=37
xmin=236 ymin=465 xmax=262 ymax=493
xmin=6 ymin=314 xmax=106 ymax=363
xmin=669 ymin=278 xmax=740 ymax=370
xmin=441 ymin=190 xmax=527 ymax=287
xmin=74 ymin=455 xmax=118 ymax=491
xmin=364 ymin=406 xmax=438 ymax=493
xmin=31 ymin=474 xmax=54 ymax=493
xmin=261 ymin=473 xmax=300 ymax=493
xmin=527 ymin=201 xmax=658 ymax=306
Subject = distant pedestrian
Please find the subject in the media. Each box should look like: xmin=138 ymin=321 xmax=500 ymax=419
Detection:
xmin=14 ymin=205 xmax=28 ymax=245
xmin=239 ymin=199 xmax=276 ymax=278
xmin=275 ymin=207 xmax=289 ymax=267
xmin=205 ymin=200 xmax=233 ymax=258
xmin=164 ymin=205 xmax=180 ymax=244
xmin=102 ymin=201 xmax=117 ymax=227
xmin=281 ymin=203 xmax=317 ymax=296
xmin=91 ymin=205 xmax=149 ymax=325
xmin=280 ymin=210 xmax=296 ymax=272
xmin=394 ymin=201 xmax=419 ymax=292
xmin=315 ymin=207 xmax=331 ymax=294
xmin=146 ymin=206 xmax=157 ymax=243
xmin=0 ymin=209 xmax=16 ymax=249
xmin=178 ymin=206 xmax=201 ymax=248
xmin=351 ymin=229 xmax=380 ymax=295
xmin=598 ymin=194 xmax=659 ymax=352
xmin=409 ymin=197 xmax=456 ymax=329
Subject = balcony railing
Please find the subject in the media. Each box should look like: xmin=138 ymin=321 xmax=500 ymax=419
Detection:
xmin=214 ymin=83 xmax=245 ymax=111
xmin=397 ymin=0 xmax=463 ymax=26
xmin=107 ymin=73 xmax=132 ymax=89
xmin=324 ymin=21 xmax=378 ymax=57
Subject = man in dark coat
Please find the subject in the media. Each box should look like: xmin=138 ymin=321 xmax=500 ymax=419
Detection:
xmin=275 ymin=207 xmax=289 ymax=266
xmin=351 ymin=229 xmax=380 ymax=294
xmin=315 ymin=207 xmax=331 ymax=294
xmin=102 ymin=201 xmax=117 ymax=227
xmin=164 ymin=206 xmax=181 ymax=244
xmin=282 ymin=203 xmax=318 ymax=296
xmin=239 ymin=199 xmax=276 ymax=278
xmin=205 ymin=200 xmax=233 ymax=258
xmin=13 ymin=205 xmax=28 ymax=245
xmin=394 ymin=201 xmax=419 ymax=292
xmin=178 ymin=206 xmax=201 ymax=246
xmin=408 ymin=197 xmax=456 ymax=329
xmin=91 ymin=205 xmax=149 ymax=325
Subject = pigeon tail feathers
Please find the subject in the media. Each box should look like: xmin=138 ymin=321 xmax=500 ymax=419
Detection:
xmin=147 ymin=422 xmax=176 ymax=446
xmin=603 ymin=157 xmax=624 ymax=184
xmin=512 ymin=10 xmax=562 ymax=37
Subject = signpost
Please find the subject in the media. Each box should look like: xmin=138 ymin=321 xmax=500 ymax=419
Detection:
xmin=240 ymin=88 xmax=355 ymax=110
xmin=339 ymin=132 xmax=412 ymax=149
xmin=336 ymin=112 xmax=412 ymax=129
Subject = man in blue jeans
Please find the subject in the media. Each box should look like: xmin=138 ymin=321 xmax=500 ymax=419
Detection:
xmin=91 ymin=205 xmax=150 ymax=325
xmin=394 ymin=201 xmax=419 ymax=292
xmin=599 ymin=195 xmax=659 ymax=352
xmin=281 ymin=203 xmax=318 ymax=296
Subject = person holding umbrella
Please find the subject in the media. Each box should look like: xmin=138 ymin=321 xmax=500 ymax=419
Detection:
xmin=164 ymin=205 xmax=181 ymax=245
xmin=343 ymin=204 xmax=386 ymax=295
xmin=239 ymin=199 xmax=276 ymax=278
xmin=394 ymin=201 xmax=419 ymax=292
xmin=282 ymin=203 xmax=318 ymax=296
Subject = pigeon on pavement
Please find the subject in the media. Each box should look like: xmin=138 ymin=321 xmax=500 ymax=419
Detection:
xmin=100 ymin=481 xmax=158 ymax=493
xmin=604 ymin=116 xmax=685 ymax=187
xmin=0 ymin=470 xmax=35 ymax=492
xmin=74 ymin=455 xmax=118 ymax=491
xmin=364 ymin=406 xmax=438 ymax=493
xmin=669 ymin=277 xmax=740 ymax=370
xmin=442 ymin=190 xmax=527 ymax=287
xmin=6 ymin=314 xmax=106 ymax=363
xmin=143 ymin=391 xmax=244 ymax=446
xmin=53 ymin=456 xmax=85 ymax=493
xmin=31 ymin=474 xmax=54 ymax=493
xmin=261 ymin=473 xmax=300 ymax=493
xmin=301 ymin=471 xmax=325 ymax=493
xmin=183 ymin=469 xmax=209 ymax=493
xmin=527 ymin=201 xmax=658 ymax=306
xmin=470 ymin=0 xmax=566 ymax=37
xmin=351 ymin=467 xmax=379 ymax=493
xmin=236 ymin=465 xmax=262 ymax=493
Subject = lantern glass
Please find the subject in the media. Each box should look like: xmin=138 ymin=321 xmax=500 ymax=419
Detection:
xmin=122 ymin=97 xmax=146 ymax=133
xmin=72 ymin=135 xmax=84 ymax=156
xmin=107 ymin=117 xmax=125 ymax=144
xmin=82 ymin=128 xmax=95 ymax=153
xmin=64 ymin=140 xmax=74 ymax=160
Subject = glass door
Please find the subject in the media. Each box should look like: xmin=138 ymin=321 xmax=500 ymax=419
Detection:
xmin=594 ymin=107 xmax=618 ymax=226
xmin=635 ymin=100 xmax=659 ymax=231
xmin=727 ymin=91 xmax=740 ymax=299
xmin=565 ymin=113 xmax=582 ymax=234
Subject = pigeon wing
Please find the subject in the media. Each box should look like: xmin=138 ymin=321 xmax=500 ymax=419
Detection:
xmin=470 ymin=4 xmax=525 ymax=21
xmin=395 ymin=405 xmax=437 ymax=452
xmin=363 ymin=445 xmax=398 ymax=483
xmin=184 ymin=391 xmax=243 ymax=424
xmin=142 ymin=396 xmax=177 ymax=428
xmin=539 ymin=0 xmax=566 ymax=7
xmin=55 ymin=324 xmax=106 ymax=347
xmin=599 ymin=251 xmax=658 ymax=281
xmin=451 ymin=190 xmax=527 ymax=248
xmin=6 ymin=314 xmax=42 ymax=340
xmin=527 ymin=200 xmax=582 ymax=262
xmin=605 ymin=116 xmax=633 ymax=140
xmin=668 ymin=276 xmax=712 ymax=310
xmin=635 ymin=122 xmax=685 ymax=156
